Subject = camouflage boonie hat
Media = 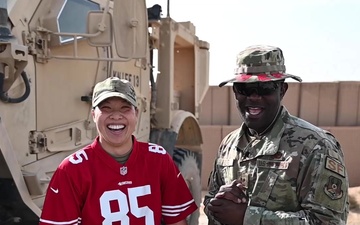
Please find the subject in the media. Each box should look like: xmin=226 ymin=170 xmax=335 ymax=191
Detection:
xmin=92 ymin=77 xmax=137 ymax=107
xmin=219 ymin=45 xmax=302 ymax=87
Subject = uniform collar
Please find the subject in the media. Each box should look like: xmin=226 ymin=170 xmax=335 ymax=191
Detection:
xmin=238 ymin=106 xmax=288 ymax=158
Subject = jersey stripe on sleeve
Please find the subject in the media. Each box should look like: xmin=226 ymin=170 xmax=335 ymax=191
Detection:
xmin=161 ymin=199 xmax=195 ymax=217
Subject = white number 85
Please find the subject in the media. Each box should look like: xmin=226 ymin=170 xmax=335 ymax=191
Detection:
xmin=100 ymin=185 xmax=154 ymax=225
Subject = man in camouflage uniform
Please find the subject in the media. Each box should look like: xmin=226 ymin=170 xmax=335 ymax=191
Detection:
xmin=203 ymin=45 xmax=349 ymax=225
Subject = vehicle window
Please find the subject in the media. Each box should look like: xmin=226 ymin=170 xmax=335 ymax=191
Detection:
xmin=58 ymin=0 xmax=100 ymax=43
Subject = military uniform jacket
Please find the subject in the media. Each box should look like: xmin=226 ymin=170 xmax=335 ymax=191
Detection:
xmin=204 ymin=107 xmax=349 ymax=225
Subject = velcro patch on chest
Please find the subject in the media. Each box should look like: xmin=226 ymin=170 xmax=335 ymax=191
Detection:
xmin=325 ymin=156 xmax=345 ymax=177
xmin=256 ymin=159 xmax=289 ymax=170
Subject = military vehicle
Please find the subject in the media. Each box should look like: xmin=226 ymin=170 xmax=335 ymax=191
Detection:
xmin=0 ymin=0 xmax=209 ymax=224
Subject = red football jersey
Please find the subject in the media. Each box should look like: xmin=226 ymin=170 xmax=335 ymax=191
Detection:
xmin=39 ymin=137 xmax=197 ymax=225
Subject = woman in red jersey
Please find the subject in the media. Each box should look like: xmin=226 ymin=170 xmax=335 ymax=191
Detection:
xmin=39 ymin=77 xmax=197 ymax=225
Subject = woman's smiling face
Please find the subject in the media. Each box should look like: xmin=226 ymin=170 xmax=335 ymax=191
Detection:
xmin=92 ymin=97 xmax=138 ymax=152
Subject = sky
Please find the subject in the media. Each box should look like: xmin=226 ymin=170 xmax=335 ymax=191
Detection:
xmin=146 ymin=0 xmax=360 ymax=85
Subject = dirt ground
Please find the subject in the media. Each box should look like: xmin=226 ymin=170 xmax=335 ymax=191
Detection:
xmin=348 ymin=186 xmax=360 ymax=225
xmin=199 ymin=191 xmax=208 ymax=225
xmin=199 ymin=187 xmax=360 ymax=225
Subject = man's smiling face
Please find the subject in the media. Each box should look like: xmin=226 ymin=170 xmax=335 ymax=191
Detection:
xmin=233 ymin=81 xmax=288 ymax=133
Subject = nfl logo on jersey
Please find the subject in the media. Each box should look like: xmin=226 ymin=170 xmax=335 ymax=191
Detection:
xmin=120 ymin=166 xmax=128 ymax=175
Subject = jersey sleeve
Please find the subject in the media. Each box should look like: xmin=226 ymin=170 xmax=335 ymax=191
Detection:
xmin=39 ymin=161 xmax=83 ymax=225
xmin=243 ymin=137 xmax=349 ymax=225
xmin=160 ymin=153 xmax=198 ymax=224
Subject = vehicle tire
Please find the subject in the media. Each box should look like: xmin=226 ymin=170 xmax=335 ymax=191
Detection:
xmin=173 ymin=148 xmax=201 ymax=225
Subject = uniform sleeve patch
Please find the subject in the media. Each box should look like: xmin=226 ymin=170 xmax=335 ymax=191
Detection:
xmin=325 ymin=156 xmax=345 ymax=177
xmin=324 ymin=176 xmax=344 ymax=200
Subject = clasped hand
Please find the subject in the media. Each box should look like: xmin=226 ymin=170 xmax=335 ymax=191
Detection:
xmin=207 ymin=180 xmax=248 ymax=225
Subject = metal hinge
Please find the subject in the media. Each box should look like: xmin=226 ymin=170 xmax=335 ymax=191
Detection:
xmin=25 ymin=30 xmax=50 ymax=64
xmin=29 ymin=131 xmax=47 ymax=154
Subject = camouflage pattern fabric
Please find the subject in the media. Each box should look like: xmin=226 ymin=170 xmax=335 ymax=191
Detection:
xmin=203 ymin=107 xmax=349 ymax=225
xmin=219 ymin=45 xmax=302 ymax=87
xmin=92 ymin=77 xmax=137 ymax=108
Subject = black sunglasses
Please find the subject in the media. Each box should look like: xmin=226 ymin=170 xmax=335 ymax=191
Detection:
xmin=233 ymin=82 xmax=281 ymax=96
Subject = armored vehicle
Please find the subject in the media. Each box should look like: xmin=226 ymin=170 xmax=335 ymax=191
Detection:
xmin=0 ymin=0 xmax=209 ymax=224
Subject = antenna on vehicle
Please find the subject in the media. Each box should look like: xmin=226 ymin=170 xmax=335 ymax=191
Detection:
xmin=166 ymin=0 xmax=170 ymax=17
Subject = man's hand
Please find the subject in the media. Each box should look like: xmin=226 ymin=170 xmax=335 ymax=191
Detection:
xmin=206 ymin=180 xmax=248 ymax=225
xmin=207 ymin=197 xmax=247 ymax=225
xmin=215 ymin=180 xmax=247 ymax=203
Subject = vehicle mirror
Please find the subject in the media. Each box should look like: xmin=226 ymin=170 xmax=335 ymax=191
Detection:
xmin=87 ymin=11 xmax=113 ymax=47
xmin=112 ymin=0 xmax=147 ymax=59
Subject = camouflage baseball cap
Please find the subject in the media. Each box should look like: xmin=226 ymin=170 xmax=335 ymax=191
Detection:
xmin=219 ymin=45 xmax=302 ymax=87
xmin=92 ymin=77 xmax=137 ymax=108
